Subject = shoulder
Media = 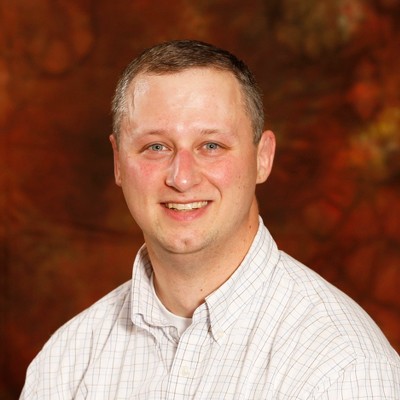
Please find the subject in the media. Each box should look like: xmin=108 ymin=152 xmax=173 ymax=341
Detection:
xmin=21 ymin=280 xmax=132 ymax=397
xmin=49 ymin=280 xmax=133 ymax=352
xmin=30 ymin=281 xmax=131 ymax=368
xmin=51 ymin=279 xmax=132 ymax=340
xmin=315 ymin=357 xmax=400 ymax=398
xmin=268 ymin=251 xmax=400 ymax=391
xmin=275 ymin=251 xmax=395 ymax=356
xmin=251 ymin=224 xmax=397 ymax=363
xmin=252 ymin=250 xmax=400 ymax=397
xmin=21 ymin=281 xmax=133 ymax=397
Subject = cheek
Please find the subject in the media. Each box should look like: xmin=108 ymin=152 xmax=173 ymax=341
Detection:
xmin=206 ymin=157 xmax=255 ymax=190
xmin=121 ymin=158 xmax=159 ymax=182
xmin=119 ymin=159 xmax=162 ymax=201
xmin=206 ymin=159 xmax=235 ymax=186
xmin=119 ymin=160 xmax=161 ymax=219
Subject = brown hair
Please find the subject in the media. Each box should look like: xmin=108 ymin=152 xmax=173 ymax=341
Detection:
xmin=112 ymin=40 xmax=264 ymax=144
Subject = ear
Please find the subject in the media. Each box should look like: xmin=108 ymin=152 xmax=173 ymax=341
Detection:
xmin=256 ymin=130 xmax=276 ymax=184
xmin=109 ymin=134 xmax=122 ymax=186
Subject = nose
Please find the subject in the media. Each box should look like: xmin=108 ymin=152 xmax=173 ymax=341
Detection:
xmin=165 ymin=149 xmax=201 ymax=192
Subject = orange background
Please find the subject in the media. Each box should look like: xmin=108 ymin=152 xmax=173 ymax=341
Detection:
xmin=1 ymin=1 xmax=400 ymax=397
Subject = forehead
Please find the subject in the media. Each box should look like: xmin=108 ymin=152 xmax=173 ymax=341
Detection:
xmin=127 ymin=68 xmax=244 ymax=104
xmin=119 ymin=68 xmax=253 ymax=139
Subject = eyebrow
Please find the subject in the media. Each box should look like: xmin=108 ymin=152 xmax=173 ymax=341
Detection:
xmin=135 ymin=128 xmax=229 ymax=136
xmin=132 ymin=129 xmax=166 ymax=137
xmin=198 ymin=128 xmax=231 ymax=136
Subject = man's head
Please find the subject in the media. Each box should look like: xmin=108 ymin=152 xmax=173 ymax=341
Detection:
xmin=111 ymin=40 xmax=264 ymax=145
xmin=109 ymin=40 xmax=275 ymax=262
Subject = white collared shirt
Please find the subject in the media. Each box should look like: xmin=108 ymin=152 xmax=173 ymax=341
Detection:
xmin=150 ymin=273 xmax=192 ymax=337
xmin=20 ymin=220 xmax=400 ymax=399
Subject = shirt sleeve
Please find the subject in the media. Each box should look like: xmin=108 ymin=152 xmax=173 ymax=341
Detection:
xmin=19 ymin=329 xmax=90 ymax=400
xmin=314 ymin=358 xmax=400 ymax=400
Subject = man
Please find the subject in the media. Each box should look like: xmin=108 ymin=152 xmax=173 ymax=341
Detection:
xmin=21 ymin=40 xmax=399 ymax=399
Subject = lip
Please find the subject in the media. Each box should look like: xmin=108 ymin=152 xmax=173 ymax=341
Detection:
xmin=161 ymin=200 xmax=210 ymax=221
xmin=163 ymin=201 xmax=208 ymax=211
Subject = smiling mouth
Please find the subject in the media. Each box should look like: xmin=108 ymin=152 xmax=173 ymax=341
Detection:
xmin=164 ymin=201 xmax=208 ymax=211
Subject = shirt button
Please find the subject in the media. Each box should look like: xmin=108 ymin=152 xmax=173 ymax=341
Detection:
xmin=179 ymin=365 xmax=191 ymax=378
xmin=216 ymin=330 xmax=225 ymax=339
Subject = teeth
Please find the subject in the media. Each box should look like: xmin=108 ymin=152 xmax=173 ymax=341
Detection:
xmin=165 ymin=201 xmax=208 ymax=211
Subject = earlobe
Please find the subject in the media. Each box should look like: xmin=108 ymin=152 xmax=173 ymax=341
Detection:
xmin=109 ymin=134 xmax=122 ymax=186
xmin=256 ymin=130 xmax=276 ymax=184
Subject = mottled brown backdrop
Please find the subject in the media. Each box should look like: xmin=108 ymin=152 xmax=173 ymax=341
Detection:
xmin=1 ymin=0 xmax=400 ymax=398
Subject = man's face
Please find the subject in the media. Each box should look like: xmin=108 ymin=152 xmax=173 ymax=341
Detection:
xmin=110 ymin=68 xmax=274 ymax=258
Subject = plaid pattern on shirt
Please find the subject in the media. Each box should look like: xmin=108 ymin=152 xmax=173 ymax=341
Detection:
xmin=21 ymin=219 xmax=400 ymax=399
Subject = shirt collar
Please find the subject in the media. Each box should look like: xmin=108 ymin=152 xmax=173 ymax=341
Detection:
xmin=130 ymin=246 xmax=169 ymax=329
xmin=130 ymin=217 xmax=280 ymax=342
xmin=203 ymin=217 xmax=280 ymax=343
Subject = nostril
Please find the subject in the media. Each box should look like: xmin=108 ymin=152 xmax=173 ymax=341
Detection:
xmin=165 ymin=151 xmax=201 ymax=191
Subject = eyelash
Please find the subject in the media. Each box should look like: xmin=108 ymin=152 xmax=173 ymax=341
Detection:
xmin=145 ymin=142 xmax=223 ymax=153
xmin=148 ymin=143 xmax=166 ymax=152
xmin=204 ymin=142 xmax=220 ymax=151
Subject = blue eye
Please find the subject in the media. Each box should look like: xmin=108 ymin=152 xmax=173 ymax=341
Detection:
xmin=205 ymin=142 xmax=219 ymax=150
xmin=149 ymin=143 xmax=165 ymax=152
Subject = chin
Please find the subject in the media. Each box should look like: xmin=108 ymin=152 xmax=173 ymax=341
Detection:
xmin=161 ymin=234 xmax=212 ymax=255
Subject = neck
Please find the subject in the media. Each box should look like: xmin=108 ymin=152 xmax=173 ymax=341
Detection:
xmin=148 ymin=215 xmax=260 ymax=318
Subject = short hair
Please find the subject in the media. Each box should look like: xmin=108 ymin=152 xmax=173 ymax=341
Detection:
xmin=112 ymin=39 xmax=264 ymax=144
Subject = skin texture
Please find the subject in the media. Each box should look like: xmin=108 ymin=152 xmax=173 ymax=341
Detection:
xmin=110 ymin=68 xmax=275 ymax=316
